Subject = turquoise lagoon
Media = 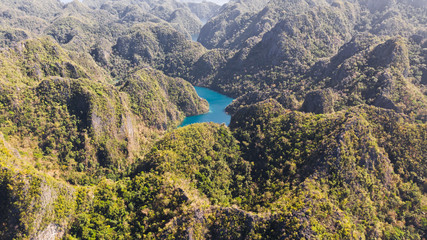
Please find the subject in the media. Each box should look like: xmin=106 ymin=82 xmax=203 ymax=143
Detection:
xmin=179 ymin=86 xmax=234 ymax=127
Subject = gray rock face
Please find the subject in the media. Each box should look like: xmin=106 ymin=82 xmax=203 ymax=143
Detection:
xmin=422 ymin=69 xmax=427 ymax=85
xmin=34 ymin=224 xmax=62 ymax=240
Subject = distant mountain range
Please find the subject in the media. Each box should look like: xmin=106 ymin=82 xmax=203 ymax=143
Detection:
xmin=178 ymin=0 xmax=230 ymax=5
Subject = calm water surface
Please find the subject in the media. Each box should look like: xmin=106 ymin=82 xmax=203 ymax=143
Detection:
xmin=179 ymin=87 xmax=234 ymax=127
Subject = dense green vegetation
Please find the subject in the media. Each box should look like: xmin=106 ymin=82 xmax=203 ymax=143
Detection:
xmin=0 ymin=133 xmax=75 ymax=240
xmin=0 ymin=0 xmax=425 ymax=239
xmin=0 ymin=37 xmax=208 ymax=185
xmin=196 ymin=0 xmax=427 ymax=121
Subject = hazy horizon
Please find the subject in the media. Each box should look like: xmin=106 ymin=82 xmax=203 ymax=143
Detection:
xmin=60 ymin=0 xmax=230 ymax=5
xmin=177 ymin=0 xmax=230 ymax=5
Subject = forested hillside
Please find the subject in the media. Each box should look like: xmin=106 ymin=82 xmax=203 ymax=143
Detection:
xmin=0 ymin=0 xmax=425 ymax=239
xmin=195 ymin=0 xmax=427 ymax=121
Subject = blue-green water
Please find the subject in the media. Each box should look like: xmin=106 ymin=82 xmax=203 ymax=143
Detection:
xmin=179 ymin=87 xmax=234 ymax=127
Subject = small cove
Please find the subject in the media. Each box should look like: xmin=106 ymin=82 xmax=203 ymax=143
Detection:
xmin=179 ymin=86 xmax=234 ymax=127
